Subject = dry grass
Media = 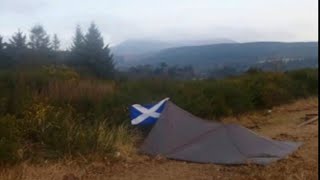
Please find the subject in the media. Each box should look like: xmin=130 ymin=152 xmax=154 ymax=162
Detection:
xmin=95 ymin=124 xmax=140 ymax=161
xmin=223 ymin=97 xmax=318 ymax=130
xmin=0 ymin=97 xmax=318 ymax=180
xmin=36 ymin=79 xmax=116 ymax=103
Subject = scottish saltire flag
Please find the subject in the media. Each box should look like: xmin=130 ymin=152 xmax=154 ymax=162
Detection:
xmin=130 ymin=98 xmax=170 ymax=126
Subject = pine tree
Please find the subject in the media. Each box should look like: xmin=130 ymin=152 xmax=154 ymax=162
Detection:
xmin=101 ymin=44 xmax=114 ymax=76
xmin=52 ymin=34 xmax=60 ymax=51
xmin=9 ymin=30 xmax=27 ymax=50
xmin=84 ymin=23 xmax=104 ymax=54
xmin=71 ymin=25 xmax=85 ymax=52
xmin=6 ymin=30 xmax=28 ymax=64
xmin=70 ymin=25 xmax=85 ymax=64
xmin=0 ymin=35 xmax=11 ymax=68
xmin=0 ymin=36 xmax=4 ymax=50
xmin=29 ymin=25 xmax=51 ymax=51
xmin=83 ymin=22 xmax=114 ymax=78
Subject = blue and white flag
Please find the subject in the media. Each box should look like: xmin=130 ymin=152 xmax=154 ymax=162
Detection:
xmin=130 ymin=97 xmax=170 ymax=126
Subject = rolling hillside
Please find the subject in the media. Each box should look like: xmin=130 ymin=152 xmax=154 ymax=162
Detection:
xmin=112 ymin=38 xmax=237 ymax=68
xmin=135 ymin=42 xmax=318 ymax=70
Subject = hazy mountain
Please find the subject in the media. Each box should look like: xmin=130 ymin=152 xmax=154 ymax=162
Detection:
xmin=134 ymin=42 xmax=318 ymax=70
xmin=111 ymin=39 xmax=174 ymax=57
xmin=111 ymin=38 xmax=237 ymax=64
xmin=174 ymin=38 xmax=237 ymax=46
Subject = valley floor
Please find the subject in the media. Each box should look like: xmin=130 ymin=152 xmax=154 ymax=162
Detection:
xmin=1 ymin=97 xmax=318 ymax=180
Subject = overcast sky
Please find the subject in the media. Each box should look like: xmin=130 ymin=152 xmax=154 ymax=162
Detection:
xmin=0 ymin=0 xmax=318 ymax=48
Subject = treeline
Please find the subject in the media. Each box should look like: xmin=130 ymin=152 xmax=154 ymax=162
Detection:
xmin=122 ymin=63 xmax=195 ymax=80
xmin=122 ymin=59 xmax=319 ymax=80
xmin=0 ymin=23 xmax=114 ymax=78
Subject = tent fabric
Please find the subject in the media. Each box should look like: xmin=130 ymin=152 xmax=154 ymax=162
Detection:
xmin=140 ymin=101 xmax=302 ymax=165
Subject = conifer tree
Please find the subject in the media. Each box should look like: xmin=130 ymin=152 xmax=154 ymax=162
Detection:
xmin=29 ymin=25 xmax=51 ymax=51
xmin=0 ymin=36 xmax=4 ymax=50
xmin=52 ymin=34 xmax=60 ymax=51
xmin=70 ymin=25 xmax=85 ymax=64
xmin=9 ymin=30 xmax=27 ymax=50
xmin=83 ymin=22 xmax=114 ymax=78
xmin=0 ymin=35 xmax=11 ymax=68
xmin=71 ymin=25 xmax=85 ymax=52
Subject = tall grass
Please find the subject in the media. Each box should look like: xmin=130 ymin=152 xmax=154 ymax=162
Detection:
xmin=0 ymin=66 xmax=318 ymax=164
xmin=36 ymin=79 xmax=115 ymax=103
xmin=0 ymin=102 xmax=138 ymax=163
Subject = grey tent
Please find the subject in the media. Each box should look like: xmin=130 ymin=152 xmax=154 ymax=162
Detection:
xmin=140 ymin=101 xmax=302 ymax=165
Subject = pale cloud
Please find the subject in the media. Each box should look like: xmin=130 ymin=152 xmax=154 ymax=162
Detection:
xmin=0 ymin=0 xmax=317 ymax=48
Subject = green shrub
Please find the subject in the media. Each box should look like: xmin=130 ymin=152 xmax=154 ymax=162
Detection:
xmin=0 ymin=115 xmax=21 ymax=163
xmin=243 ymin=73 xmax=295 ymax=108
xmin=287 ymin=69 xmax=318 ymax=97
xmin=14 ymin=102 xmax=136 ymax=160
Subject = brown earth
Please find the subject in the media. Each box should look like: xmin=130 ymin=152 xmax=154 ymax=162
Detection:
xmin=0 ymin=97 xmax=318 ymax=180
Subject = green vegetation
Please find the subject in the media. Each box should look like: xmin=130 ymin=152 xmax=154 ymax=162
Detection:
xmin=0 ymin=66 xmax=317 ymax=164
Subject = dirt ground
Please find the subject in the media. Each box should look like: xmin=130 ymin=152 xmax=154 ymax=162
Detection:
xmin=1 ymin=97 xmax=318 ymax=180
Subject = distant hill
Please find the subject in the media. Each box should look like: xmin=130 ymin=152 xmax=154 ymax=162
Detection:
xmin=111 ymin=38 xmax=237 ymax=64
xmin=111 ymin=40 xmax=173 ymax=57
xmin=173 ymin=38 xmax=237 ymax=47
xmin=135 ymin=42 xmax=318 ymax=70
